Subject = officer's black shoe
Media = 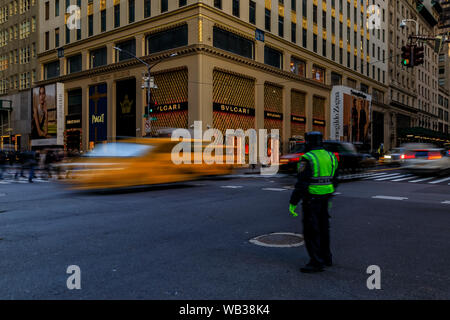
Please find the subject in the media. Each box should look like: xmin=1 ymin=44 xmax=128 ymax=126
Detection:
xmin=300 ymin=264 xmax=324 ymax=273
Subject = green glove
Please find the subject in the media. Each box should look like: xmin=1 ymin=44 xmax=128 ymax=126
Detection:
xmin=289 ymin=204 xmax=298 ymax=217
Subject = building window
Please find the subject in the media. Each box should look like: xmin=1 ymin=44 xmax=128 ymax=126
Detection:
xmin=278 ymin=15 xmax=284 ymax=37
xmin=249 ymin=1 xmax=256 ymax=24
xmin=330 ymin=72 xmax=342 ymax=86
xmin=44 ymin=61 xmax=60 ymax=79
xmin=291 ymin=22 xmax=296 ymax=43
xmin=290 ymin=57 xmax=305 ymax=77
xmin=88 ymin=14 xmax=93 ymax=36
xmin=302 ymin=0 xmax=307 ymax=17
xmin=179 ymin=0 xmax=187 ymax=6
xmin=232 ymin=0 xmax=240 ymax=17
xmin=67 ymin=54 xmax=82 ymax=74
xmin=265 ymin=9 xmax=271 ymax=31
xmin=90 ymin=47 xmax=107 ymax=68
xmin=55 ymin=28 xmax=60 ymax=47
xmin=264 ymin=46 xmax=283 ymax=69
xmin=55 ymin=0 xmax=60 ymax=16
xmin=45 ymin=1 xmax=49 ymax=20
xmin=214 ymin=0 xmax=222 ymax=9
xmin=322 ymin=39 xmax=326 ymax=57
xmin=313 ymin=5 xmax=317 ymax=23
xmin=129 ymin=0 xmax=135 ymax=23
xmin=144 ymin=0 xmax=151 ymax=17
xmin=114 ymin=4 xmax=120 ymax=28
xmin=45 ymin=31 xmax=49 ymax=50
xmin=115 ymin=39 xmax=136 ymax=62
xmin=101 ymin=10 xmax=106 ymax=32
xmin=312 ymin=65 xmax=325 ymax=83
xmin=302 ymin=28 xmax=307 ymax=47
xmin=313 ymin=34 xmax=317 ymax=52
xmin=213 ymin=27 xmax=254 ymax=59
xmin=161 ymin=0 xmax=168 ymax=12
xmin=146 ymin=24 xmax=188 ymax=54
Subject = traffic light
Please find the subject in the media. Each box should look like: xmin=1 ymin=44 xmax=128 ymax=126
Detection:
xmin=401 ymin=45 xmax=413 ymax=67
xmin=413 ymin=46 xmax=424 ymax=66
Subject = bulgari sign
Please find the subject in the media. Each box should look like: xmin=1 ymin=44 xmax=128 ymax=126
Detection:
xmin=213 ymin=103 xmax=255 ymax=116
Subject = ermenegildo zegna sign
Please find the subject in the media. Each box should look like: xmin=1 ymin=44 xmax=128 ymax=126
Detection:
xmin=154 ymin=102 xmax=188 ymax=113
xmin=213 ymin=103 xmax=255 ymax=116
xmin=264 ymin=111 xmax=283 ymax=120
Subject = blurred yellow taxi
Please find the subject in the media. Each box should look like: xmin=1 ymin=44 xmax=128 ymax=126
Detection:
xmin=63 ymin=138 xmax=236 ymax=190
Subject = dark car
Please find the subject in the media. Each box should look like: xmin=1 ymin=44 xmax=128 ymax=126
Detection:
xmin=279 ymin=143 xmax=307 ymax=172
xmin=322 ymin=141 xmax=366 ymax=173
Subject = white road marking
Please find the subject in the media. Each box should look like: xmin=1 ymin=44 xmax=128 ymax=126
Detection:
xmin=333 ymin=192 xmax=342 ymax=195
xmin=221 ymin=186 xmax=243 ymax=189
xmin=262 ymin=188 xmax=288 ymax=192
xmin=428 ymin=176 xmax=450 ymax=184
xmin=374 ymin=173 xmax=405 ymax=181
xmin=249 ymin=232 xmax=304 ymax=248
xmin=362 ymin=172 xmax=392 ymax=179
xmin=372 ymin=196 xmax=408 ymax=201
xmin=409 ymin=177 xmax=434 ymax=183
xmin=390 ymin=175 xmax=416 ymax=182
xmin=441 ymin=201 xmax=450 ymax=204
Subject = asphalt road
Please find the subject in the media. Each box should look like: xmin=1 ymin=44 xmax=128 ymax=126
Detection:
xmin=0 ymin=171 xmax=449 ymax=299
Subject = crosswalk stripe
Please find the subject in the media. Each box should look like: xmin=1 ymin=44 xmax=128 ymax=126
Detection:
xmin=373 ymin=173 xmax=404 ymax=181
xmin=362 ymin=172 xmax=392 ymax=180
xmin=262 ymin=188 xmax=288 ymax=191
xmin=372 ymin=195 xmax=408 ymax=200
xmin=428 ymin=176 xmax=450 ymax=184
xmin=391 ymin=175 xmax=416 ymax=182
xmin=409 ymin=177 xmax=434 ymax=183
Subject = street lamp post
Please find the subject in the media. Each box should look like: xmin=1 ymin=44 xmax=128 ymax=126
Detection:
xmin=112 ymin=47 xmax=177 ymax=135
xmin=400 ymin=19 xmax=419 ymax=36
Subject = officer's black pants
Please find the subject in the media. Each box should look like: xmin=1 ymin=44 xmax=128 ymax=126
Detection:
xmin=302 ymin=197 xmax=332 ymax=267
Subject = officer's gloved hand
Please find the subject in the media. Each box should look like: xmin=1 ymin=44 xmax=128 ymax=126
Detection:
xmin=289 ymin=204 xmax=298 ymax=217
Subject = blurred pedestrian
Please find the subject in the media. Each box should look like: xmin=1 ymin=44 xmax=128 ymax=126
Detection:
xmin=44 ymin=150 xmax=56 ymax=179
xmin=14 ymin=151 xmax=26 ymax=179
xmin=23 ymin=151 xmax=38 ymax=183
xmin=289 ymin=132 xmax=339 ymax=273
xmin=0 ymin=150 xmax=6 ymax=180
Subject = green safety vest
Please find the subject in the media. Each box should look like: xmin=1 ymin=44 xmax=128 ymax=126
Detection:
xmin=302 ymin=149 xmax=338 ymax=195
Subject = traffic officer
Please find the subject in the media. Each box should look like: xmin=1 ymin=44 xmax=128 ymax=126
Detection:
xmin=289 ymin=132 xmax=339 ymax=273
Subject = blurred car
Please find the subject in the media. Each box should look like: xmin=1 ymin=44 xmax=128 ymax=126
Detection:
xmin=279 ymin=142 xmax=306 ymax=172
xmin=379 ymin=148 xmax=407 ymax=166
xmin=403 ymin=147 xmax=450 ymax=175
xmin=63 ymin=138 xmax=235 ymax=190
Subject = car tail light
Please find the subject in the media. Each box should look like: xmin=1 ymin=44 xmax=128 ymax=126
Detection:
xmin=400 ymin=154 xmax=405 ymax=159
xmin=428 ymin=152 xmax=442 ymax=160
xmin=403 ymin=153 xmax=415 ymax=159
xmin=333 ymin=152 xmax=340 ymax=162
xmin=289 ymin=153 xmax=304 ymax=162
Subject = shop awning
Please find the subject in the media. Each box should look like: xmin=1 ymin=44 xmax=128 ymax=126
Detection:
xmin=398 ymin=127 xmax=450 ymax=143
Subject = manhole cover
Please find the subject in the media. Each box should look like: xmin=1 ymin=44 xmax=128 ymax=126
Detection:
xmin=250 ymin=232 xmax=304 ymax=248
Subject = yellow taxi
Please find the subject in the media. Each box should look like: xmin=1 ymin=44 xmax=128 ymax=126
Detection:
xmin=63 ymin=138 xmax=236 ymax=190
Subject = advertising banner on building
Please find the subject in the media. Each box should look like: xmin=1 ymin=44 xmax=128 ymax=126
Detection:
xmin=31 ymin=83 xmax=64 ymax=146
xmin=116 ymin=78 xmax=136 ymax=138
xmin=89 ymin=83 xmax=108 ymax=144
xmin=330 ymin=86 xmax=372 ymax=146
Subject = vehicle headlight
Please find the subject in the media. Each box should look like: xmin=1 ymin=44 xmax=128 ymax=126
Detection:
xmin=384 ymin=155 xmax=391 ymax=159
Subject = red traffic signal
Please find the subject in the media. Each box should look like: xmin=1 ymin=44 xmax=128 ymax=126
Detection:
xmin=413 ymin=46 xmax=424 ymax=66
xmin=401 ymin=45 xmax=413 ymax=67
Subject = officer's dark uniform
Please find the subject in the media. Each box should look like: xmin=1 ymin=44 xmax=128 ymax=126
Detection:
xmin=289 ymin=132 xmax=339 ymax=273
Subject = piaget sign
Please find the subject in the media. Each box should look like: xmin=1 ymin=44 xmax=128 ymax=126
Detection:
xmin=213 ymin=103 xmax=255 ymax=116
xmin=92 ymin=113 xmax=105 ymax=124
